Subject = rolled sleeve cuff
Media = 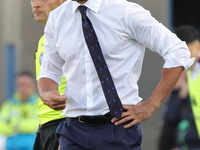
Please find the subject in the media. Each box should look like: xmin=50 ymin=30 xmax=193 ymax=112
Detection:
xmin=163 ymin=55 xmax=195 ymax=71
xmin=38 ymin=72 xmax=61 ymax=86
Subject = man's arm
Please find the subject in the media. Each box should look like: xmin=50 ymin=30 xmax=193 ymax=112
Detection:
xmin=112 ymin=66 xmax=184 ymax=128
xmin=38 ymin=77 xmax=67 ymax=110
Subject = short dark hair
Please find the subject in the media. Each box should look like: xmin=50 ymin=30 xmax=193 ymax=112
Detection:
xmin=17 ymin=71 xmax=34 ymax=79
xmin=174 ymin=25 xmax=200 ymax=44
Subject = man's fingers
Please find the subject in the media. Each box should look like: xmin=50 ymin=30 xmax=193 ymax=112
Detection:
xmin=123 ymin=105 xmax=130 ymax=110
xmin=48 ymin=94 xmax=67 ymax=105
xmin=60 ymin=95 xmax=67 ymax=102
xmin=124 ymin=119 xmax=138 ymax=129
xmin=52 ymin=106 xmax=66 ymax=110
xmin=43 ymin=92 xmax=67 ymax=110
xmin=114 ymin=115 xmax=131 ymax=125
xmin=111 ymin=117 xmax=118 ymax=123
xmin=113 ymin=103 xmax=153 ymax=129
xmin=50 ymin=100 xmax=65 ymax=106
xmin=50 ymin=103 xmax=66 ymax=110
xmin=114 ymin=116 xmax=138 ymax=129
xmin=111 ymin=111 xmax=129 ymax=123
xmin=52 ymin=94 xmax=67 ymax=102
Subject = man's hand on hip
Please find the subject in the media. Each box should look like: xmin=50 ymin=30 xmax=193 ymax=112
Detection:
xmin=111 ymin=101 xmax=156 ymax=129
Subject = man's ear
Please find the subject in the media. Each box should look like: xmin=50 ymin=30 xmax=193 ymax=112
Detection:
xmin=198 ymin=42 xmax=200 ymax=52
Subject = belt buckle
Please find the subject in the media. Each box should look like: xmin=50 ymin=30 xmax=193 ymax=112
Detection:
xmin=78 ymin=117 xmax=85 ymax=124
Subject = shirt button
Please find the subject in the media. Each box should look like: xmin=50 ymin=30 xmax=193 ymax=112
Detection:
xmin=87 ymin=78 xmax=91 ymax=82
xmin=88 ymin=99 xmax=92 ymax=102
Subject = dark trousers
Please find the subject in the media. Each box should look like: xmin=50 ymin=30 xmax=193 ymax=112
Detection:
xmin=56 ymin=118 xmax=142 ymax=150
xmin=33 ymin=118 xmax=65 ymax=150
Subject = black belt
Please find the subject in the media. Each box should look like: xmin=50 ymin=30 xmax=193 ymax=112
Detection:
xmin=74 ymin=112 xmax=112 ymax=124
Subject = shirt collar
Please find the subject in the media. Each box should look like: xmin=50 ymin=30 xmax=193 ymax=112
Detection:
xmin=72 ymin=0 xmax=103 ymax=14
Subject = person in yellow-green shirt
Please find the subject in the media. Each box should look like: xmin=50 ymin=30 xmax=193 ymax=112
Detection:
xmin=31 ymin=0 xmax=66 ymax=150
xmin=158 ymin=25 xmax=200 ymax=150
xmin=0 ymin=71 xmax=40 ymax=150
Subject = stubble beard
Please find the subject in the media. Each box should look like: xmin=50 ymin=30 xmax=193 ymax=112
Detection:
xmin=72 ymin=0 xmax=85 ymax=1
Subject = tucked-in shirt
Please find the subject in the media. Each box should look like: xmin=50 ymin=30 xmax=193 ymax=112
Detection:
xmin=39 ymin=0 xmax=194 ymax=117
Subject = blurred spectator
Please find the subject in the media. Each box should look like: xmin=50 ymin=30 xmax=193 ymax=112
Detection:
xmin=158 ymin=25 xmax=200 ymax=150
xmin=0 ymin=71 xmax=40 ymax=150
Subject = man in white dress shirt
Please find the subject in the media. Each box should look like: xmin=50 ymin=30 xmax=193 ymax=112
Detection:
xmin=37 ymin=0 xmax=194 ymax=149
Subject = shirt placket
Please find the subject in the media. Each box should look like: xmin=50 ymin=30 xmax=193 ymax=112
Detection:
xmin=83 ymin=38 xmax=94 ymax=116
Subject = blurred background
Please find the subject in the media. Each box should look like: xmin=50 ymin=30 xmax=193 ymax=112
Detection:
xmin=0 ymin=0 xmax=200 ymax=149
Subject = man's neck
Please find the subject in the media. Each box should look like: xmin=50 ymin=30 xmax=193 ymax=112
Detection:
xmin=74 ymin=0 xmax=87 ymax=4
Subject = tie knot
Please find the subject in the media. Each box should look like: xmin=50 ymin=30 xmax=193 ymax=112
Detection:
xmin=78 ymin=5 xmax=87 ymax=18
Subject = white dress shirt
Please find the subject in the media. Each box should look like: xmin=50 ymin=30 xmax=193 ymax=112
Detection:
xmin=39 ymin=0 xmax=194 ymax=117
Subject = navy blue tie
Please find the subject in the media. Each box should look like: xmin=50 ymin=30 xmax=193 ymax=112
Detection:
xmin=78 ymin=6 xmax=123 ymax=119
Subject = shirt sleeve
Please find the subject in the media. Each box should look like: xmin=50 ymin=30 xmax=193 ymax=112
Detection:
xmin=38 ymin=15 xmax=64 ymax=85
xmin=126 ymin=3 xmax=194 ymax=71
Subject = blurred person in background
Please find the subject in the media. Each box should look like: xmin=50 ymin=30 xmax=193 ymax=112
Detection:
xmin=0 ymin=71 xmax=39 ymax=150
xmin=158 ymin=25 xmax=200 ymax=150
xmin=31 ymin=0 xmax=66 ymax=149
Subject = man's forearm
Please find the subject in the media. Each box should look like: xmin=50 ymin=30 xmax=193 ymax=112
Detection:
xmin=148 ymin=66 xmax=184 ymax=110
xmin=37 ymin=77 xmax=59 ymax=97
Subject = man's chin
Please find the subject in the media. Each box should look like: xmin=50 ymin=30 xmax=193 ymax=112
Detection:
xmin=72 ymin=0 xmax=86 ymax=1
xmin=35 ymin=17 xmax=46 ymax=24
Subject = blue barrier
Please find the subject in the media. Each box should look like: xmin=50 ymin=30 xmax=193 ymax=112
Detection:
xmin=4 ymin=44 xmax=16 ymax=100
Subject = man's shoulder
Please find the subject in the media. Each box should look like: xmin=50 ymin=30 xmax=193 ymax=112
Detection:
xmin=105 ymin=0 xmax=137 ymax=7
xmin=102 ymin=0 xmax=142 ymax=16
xmin=50 ymin=0 xmax=72 ymax=18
